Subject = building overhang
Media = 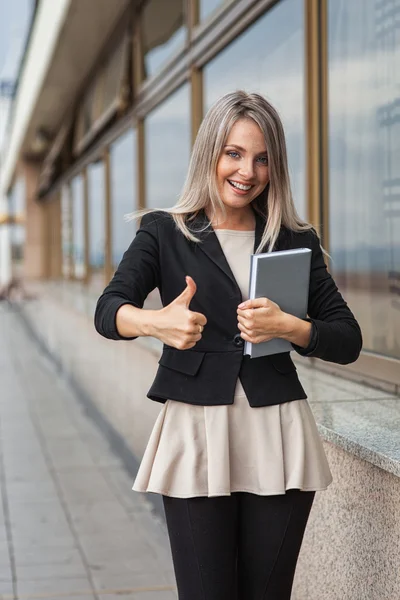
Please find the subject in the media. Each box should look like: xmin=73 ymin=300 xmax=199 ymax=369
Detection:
xmin=1 ymin=0 xmax=132 ymax=196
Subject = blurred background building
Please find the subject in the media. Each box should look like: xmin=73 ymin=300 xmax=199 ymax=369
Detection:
xmin=0 ymin=0 xmax=33 ymax=288
xmin=0 ymin=0 xmax=399 ymax=594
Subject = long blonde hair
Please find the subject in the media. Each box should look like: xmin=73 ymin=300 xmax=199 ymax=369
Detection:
xmin=128 ymin=90 xmax=313 ymax=253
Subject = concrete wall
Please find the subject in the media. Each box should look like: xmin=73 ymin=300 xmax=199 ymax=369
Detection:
xmin=18 ymin=284 xmax=400 ymax=600
xmin=293 ymin=444 xmax=400 ymax=600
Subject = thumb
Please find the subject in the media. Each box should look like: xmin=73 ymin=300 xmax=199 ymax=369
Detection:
xmin=175 ymin=276 xmax=197 ymax=307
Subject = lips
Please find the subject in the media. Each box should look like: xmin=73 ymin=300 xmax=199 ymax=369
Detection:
xmin=228 ymin=180 xmax=253 ymax=191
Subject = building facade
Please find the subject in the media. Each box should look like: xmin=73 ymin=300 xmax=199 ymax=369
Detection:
xmin=2 ymin=1 xmax=400 ymax=596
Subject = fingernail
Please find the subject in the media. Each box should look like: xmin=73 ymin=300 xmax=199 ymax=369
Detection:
xmin=238 ymin=302 xmax=245 ymax=308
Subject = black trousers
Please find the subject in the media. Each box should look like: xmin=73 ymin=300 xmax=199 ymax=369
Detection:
xmin=163 ymin=489 xmax=315 ymax=600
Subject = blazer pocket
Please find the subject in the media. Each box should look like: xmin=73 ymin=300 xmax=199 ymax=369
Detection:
xmin=158 ymin=348 xmax=206 ymax=376
xmin=268 ymin=352 xmax=297 ymax=374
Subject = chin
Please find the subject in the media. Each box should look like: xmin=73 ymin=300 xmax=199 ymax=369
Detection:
xmin=223 ymin=195 xmax=257 ymax=208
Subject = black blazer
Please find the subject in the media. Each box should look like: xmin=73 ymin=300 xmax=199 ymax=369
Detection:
xmin=94 ymin=209 xmax=362 ymax=407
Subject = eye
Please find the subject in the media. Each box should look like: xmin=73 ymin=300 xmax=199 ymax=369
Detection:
xmin=227 ymin=150 xmax=240 ymax=159
xmin=257 ymin=156 xmax=268 ymax=165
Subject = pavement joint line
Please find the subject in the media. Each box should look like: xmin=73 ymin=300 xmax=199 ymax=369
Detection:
xmin=0 ymin=585 xmax=177 ymax=599
xmin=4 ymin=306 xmax=175 ymax=597
xmin=13 ymin=303 xmax=165 ymax=522
xmin=11 ymin=340 xmax=101 ymax=600
xmin=0 ymin=313 xmax=21 ymax=599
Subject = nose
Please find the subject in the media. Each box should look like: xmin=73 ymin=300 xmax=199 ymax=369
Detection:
xmin=238 ymin=158 xmax=255 ymax=180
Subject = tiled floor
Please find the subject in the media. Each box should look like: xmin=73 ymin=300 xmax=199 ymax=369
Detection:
xmin=0 ymin=303 xmax=177 ymax=600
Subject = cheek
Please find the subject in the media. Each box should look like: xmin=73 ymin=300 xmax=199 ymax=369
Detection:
xmin=260 ymin=168 xmax=269 ymax=186
xmin=216 ymin=158 xmax=232 ymax=181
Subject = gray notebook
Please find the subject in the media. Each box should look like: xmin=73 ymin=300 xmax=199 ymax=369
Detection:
xmin=243 ymin=248 xmax=312 ymax=358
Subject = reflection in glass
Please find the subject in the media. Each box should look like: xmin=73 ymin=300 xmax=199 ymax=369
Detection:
xmin=204 ymin=0 xmax=306 ymax=219
xmin=141 ymin=0 xmax=186 ymax=78
xmin=110 ymin=129 xmax=137 ymax=267
xmin=88 ymin=161 xmax=105 ymax=284
xmin=328 ymin=0 xmax=400 ymax=359
xmin=61 ymin=186 xmax=72 ymax=279
xmin=199 ymin=0 xmax=236 ymax=22
xmin=145 ymin=85 xmax=190 ymax=209
xmin=8 ymin=178 xmax=25 ymax=276
xmin=71 ymin=175 xmax=86 ymax=279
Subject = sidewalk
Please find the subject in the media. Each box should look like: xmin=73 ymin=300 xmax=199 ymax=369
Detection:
xmin=0 ymin=303 xmax=177 ymax=600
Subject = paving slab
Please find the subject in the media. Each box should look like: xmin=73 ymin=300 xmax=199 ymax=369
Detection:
xmin=0 ymin=305 xmax=176 ymax=599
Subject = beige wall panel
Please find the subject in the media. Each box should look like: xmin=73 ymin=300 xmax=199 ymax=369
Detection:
xmin=23 ymin=161 xmax=46 ymax=279
xmin=20 ymin=288 xmax=161 ymax=460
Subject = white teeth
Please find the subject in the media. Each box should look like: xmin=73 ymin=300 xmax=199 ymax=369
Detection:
xmin=229 ymin=180 xmax=252 ymax=191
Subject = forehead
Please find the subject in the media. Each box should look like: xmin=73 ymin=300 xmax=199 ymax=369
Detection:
xmin=226 ymin=118 xmax=266 ymax=149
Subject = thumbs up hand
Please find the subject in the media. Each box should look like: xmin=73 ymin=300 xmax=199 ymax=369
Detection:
xmin=152 ymin=276 xmax=207 ymax=350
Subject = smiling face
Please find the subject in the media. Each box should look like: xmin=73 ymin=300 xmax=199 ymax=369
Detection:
xmin=216 ymin=118 xmax=270 ymax=215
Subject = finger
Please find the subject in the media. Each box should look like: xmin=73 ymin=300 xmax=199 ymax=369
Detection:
xmin=175 ymin=276 xmax=197 ymax=307
xmin=191 ymin=312 xmax=207 ymax=327
xmin=185 ymin=328 xmax=203 ymax=338
xmin=237 ymin=322 xmax=252 ymax=337
xmin=237 ymin=308 xmax=256 ymax=320
xmin=184 ymin=333 xmax=202 ymax=344
xmin=237 ymin=315 xmax=253 ymax=330
xmin=238 ymin=298 xmax=269 ymax=310
xmin=238 ymin=331 xmax=251 ymax=343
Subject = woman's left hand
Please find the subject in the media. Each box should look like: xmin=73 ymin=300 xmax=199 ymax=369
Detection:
xmin=237 ymin=298 xmax=287 ymax=344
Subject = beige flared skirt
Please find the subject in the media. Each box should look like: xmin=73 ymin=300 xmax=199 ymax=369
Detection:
xmin=132 ymin=379 xmax=333 ymax=498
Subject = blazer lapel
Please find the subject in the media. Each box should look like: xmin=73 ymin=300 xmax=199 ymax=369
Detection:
xmin=189 ymin=208 xmax=268 ymax=290
xmin=189 ymin=210 xmax=238 ymax=289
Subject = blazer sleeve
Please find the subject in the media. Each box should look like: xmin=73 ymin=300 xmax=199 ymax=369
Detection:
xmin=94 ymin=212 xmax=161 ymax=341
xmin=291 ymin=229 xmax=363 ymax=364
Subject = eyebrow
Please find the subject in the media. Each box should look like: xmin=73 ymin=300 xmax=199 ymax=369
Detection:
xmin=224 ymin=144 xmax=268 ymax=156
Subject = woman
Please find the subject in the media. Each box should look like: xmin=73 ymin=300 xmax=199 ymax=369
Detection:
xmin=95 ymin=91 xmax=362 ymax=599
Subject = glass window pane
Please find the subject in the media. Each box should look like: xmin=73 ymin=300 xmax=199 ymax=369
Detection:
xmin=145 ymin=84 xmax=190 ymax=209
xmin=8 ymin=177 xmax=25 ymax=276
xmin=199 ymin=0 xmax=236 ymax=22
xmin=110 ymin=128 xmax=137 ymax=267
xmin=204 ymin=0 xmax=306 ymax=219
xmin=142 ymin=0 xmax=186 ymax=78
xmin=328 ymin=0 xmax=400 ymax=359
xmin=88 ymin=161 xmax=105 ymax=284
xmin=71 ymin=174 xmax=86 ymax=280
xmin=61 ymin=185 xmax=72 ymax=279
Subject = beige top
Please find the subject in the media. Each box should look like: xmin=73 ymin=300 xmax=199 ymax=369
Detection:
xmin=132 ymin=229 xmax=333 ymax=498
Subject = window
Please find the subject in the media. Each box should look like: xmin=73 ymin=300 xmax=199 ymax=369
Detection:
xmin=204 ymin=0 xmax=306 ymax=219
xmin=328 ymin=0 xmax=400 ymax=359
xmin=88 ymin=160 xmax=105 ymax=285
xmin=74 ymin=34 xmax=129 ymax=155
xmin=145 ymin=85 xmax=190 ymax=209
xmin=8 ymin=178 xmax=25 ymax=277
xmin=141 ymin=0 xmax=186 ymax=78
xmin=61 ymin=185 xmax=73 ymax=279
xmin=71 ymin=175 xmax=86 ymax=279
xmin=110 ymin=129 xmax=137 ymax=267
xmin=199 ymin=0 xmax=236 ymax=23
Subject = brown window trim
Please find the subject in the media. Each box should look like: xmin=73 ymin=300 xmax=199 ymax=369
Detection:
xmin=189 ymin=0 xmax=279 ymax=67
xmin=41 ymin=111 xmax=137 ymax=200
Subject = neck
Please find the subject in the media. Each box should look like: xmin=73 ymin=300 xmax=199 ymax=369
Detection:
xmin=207 ymin=206 xmax=256 ymax=231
